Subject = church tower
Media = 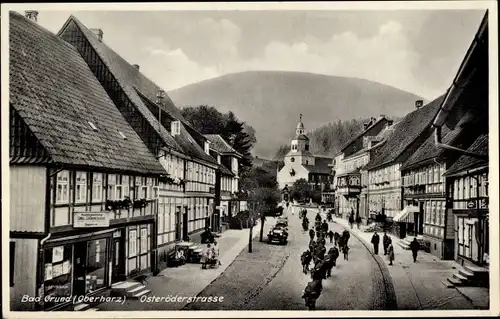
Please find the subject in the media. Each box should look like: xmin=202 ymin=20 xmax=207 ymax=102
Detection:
xmin=286 ymin=114 xmax=315 ymax=166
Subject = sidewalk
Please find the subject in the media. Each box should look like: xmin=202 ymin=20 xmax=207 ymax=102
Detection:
xmin=332 ymin=215 xmax=490 ymax=310
xmin=96 ymin=220 xmax=264 ymax=311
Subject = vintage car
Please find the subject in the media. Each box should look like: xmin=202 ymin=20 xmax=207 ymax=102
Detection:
xmin=264 ymin=206 xmax=284 ymax=217
xmin=276 ymin=216 xmax=288 ymax=227
xmin=268 ymin=225 xmax=288 ymax=245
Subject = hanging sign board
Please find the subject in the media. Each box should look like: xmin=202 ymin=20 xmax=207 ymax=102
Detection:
xmin=74 ymin=212 xmax=110 ymax=228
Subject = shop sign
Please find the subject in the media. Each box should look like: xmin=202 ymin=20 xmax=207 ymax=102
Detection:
xmin=74 ymin=212 xmax=110 ymax=228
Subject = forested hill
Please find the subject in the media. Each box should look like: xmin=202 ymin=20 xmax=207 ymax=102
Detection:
xmin=274 ymin=118 xmax=397 ymax=160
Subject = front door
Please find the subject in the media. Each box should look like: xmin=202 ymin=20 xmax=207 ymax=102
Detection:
xmin=182 ymin=207 xmax=189 ymax=240
xmin=111 ymin=236 xmax=125 ymax=283
xmin=175 ymin=206 xmax=182 ymax=241
xmin=72 ymin=242 xmax=87 ymax=296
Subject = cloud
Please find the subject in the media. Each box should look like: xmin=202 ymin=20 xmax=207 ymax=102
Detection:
xmin=226 ymin=20 xmax=433 ymax=98
xmin=142 ymin=47 xmax=219 ymax=90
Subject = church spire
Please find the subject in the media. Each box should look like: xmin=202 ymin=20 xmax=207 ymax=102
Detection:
xmin=296 ymin=113 xmax=305 ymax=135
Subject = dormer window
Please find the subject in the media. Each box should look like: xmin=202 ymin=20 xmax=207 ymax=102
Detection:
xmin=204 ymin=141 xmax=210 ymax=154
xmin=88 ymin=121 xmax=98 ymax=131
xmin=118 ymin=131 xmax=127 ymax=140
xmin=171 ymin=121 xmax=181 ymax=136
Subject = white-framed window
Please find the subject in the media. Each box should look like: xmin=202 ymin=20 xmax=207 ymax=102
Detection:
xmin=141 ymin=186 xmax=148 ymax=199
xmin=171 ymin=121 xmax=181 ymax=135
xmin=56 ymin=170 xmax=70 ymax=204
xmin=92 ymin=173 xmax=103 ymax=202
xmin=75 ymin=171 xmax=87 ymax=203
xmin=108 ymin=174 xmax=116 ymax=200
xmin=140 ymin=228 xmax=148 ymax=254
xmin=116 ymin=175 xmax=123 ymax=200
xmin=129 ymin=229 xmax=137 ymax=257
xmin=122 ymin=175 xmax=130 ymax=199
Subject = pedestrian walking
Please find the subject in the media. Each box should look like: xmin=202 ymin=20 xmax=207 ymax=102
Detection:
xmin=410 ymin=238 xmax=420 ymax=262
xmin=348 ymin=213 xmax=354 ymax=229
xmin=327 ymin=230 xmax=334 ymax=243
xmin=328 ymin=246 xmax=340 ymax=267
xmin=371 ymin=232 xmax=380 ymax=255
xmin=309 ymin=228 xmax=315 ymax=241
xmin=301 ymin=250 xmax=312 ymax=274
xmin=342 ymin=229 xmax=351 ymax=246
xmin=302 ymin=279 xmax=322 ymax=310
xmin=383 ymin=232 xmax=391 ymax=255
xmin=343 ymin=245 xmax=350 ymax=261
xmin=333 ymin=232 xmax=340 ymax=246
xmin=321 ymin=221 xmax=329 ymax=233
xmin=356 ymin=215 xmax=362 ymax=229
xmin=387 ymin=239 xmax=395 ymax=266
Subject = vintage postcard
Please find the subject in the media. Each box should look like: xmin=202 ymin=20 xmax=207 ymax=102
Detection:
xmin=1 ymin=1 xmax=498 ymax=318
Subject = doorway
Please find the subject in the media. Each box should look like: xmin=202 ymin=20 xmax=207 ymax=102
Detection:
xmin=182 ymin=207 xmax=189 ymax=240
xmin=72 ymin=242 xmax=87 ymax=296
xmin=111 ymin=234 xmax=125 ymax=283
xmin=175 ymin=206 xmax=182 ymax=241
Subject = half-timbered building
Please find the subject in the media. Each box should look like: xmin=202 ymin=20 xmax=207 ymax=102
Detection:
xmin=57 ymin=15 xmax=219 ymax=260
xmin=9 ymin=11 xmax=167 ymax=311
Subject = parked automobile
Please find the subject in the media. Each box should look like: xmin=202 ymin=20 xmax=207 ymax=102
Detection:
xmin=264 ymin=206 xmax=284 ymax=217
xmin=276 ymin=216 xmax=288 ymax=227
xmin=267 ymin=225 xmax=288 ymax=245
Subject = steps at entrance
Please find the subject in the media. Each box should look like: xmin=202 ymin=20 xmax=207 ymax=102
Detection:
xmin=443 ymin=265 xmax=489 ymax=288
xmin=111 ymin=281 xmax=151 ymax=299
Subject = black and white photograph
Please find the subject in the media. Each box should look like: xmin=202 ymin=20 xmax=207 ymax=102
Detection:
xmin=1 ymin=1 xmax=498 ymax=317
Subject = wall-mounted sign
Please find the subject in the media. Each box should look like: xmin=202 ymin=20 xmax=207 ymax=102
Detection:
xmin=52 ymin=246 xmax=64 ymax=263
xmin=113 ymin=230 xmax=121 ymax=238
xmin=74 ymin=212 xmax=110 ymax=228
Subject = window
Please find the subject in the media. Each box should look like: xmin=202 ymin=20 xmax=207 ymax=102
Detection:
xmin=305 ymin=144 xmax=309 ymax=151
xmin=108 ymin=174 xmax=116 ymax=200
xmin=75 ymin=172 xmax=87 ymax=203
xmin=88 ymin=121 xmax=98 ymax=131
xmin=171 ymin=121 xmax=181 ymax=135
xmin=129 ymin=230 xmax=137 ymax=257
xmin=92 ymin=173 xmax=103 ymax=202
xmin=141 ymin=228 xmax=148 ymax=254
xmin=141 ymin=186 xmax=148 ymax=199
xmin=118 ymin=131 xmax=127 ymax=140
xmin=56 ymin=170 xmax=70 ymax=204
xmin=122 ymin=176 xmax=130 ymax=199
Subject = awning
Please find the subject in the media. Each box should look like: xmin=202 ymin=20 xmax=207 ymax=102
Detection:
xmin=393 ymin=206 xmax=419 ymax=223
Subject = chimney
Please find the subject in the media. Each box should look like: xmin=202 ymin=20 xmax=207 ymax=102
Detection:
xmin=415 ymin=100 xmax=424 ymax=109
xmin=90 ymin=28 xmax=103 ymax=42
xmin=133 ymin=64 xmax=140 ymax=70
xmin=25 ymin=10 xmax=38 ymax=22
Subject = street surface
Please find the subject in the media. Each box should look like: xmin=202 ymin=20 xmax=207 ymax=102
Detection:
xmin=184 ymin=206 xmax=389 ymax=310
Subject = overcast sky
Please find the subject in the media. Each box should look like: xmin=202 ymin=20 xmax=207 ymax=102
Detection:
xmin=23 ymin=8 xmax=485 ymax=100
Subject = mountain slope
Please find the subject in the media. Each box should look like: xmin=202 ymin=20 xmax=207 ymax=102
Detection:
xmin=169 ymin=71 xmax=423 ymax=158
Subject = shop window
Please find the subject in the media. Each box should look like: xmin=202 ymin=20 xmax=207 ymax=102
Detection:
xmin=44 ymin=245 xmax=73 ymax=308
xmin=129 ymin=230 xmax=137 ymax=257
xmin=56 ymin=170 xmax=70 ymax=204
xmin=92 ymin=173 xmax=103 ymax=202
xmin=86 ymin=239 xmax=107 ymax=293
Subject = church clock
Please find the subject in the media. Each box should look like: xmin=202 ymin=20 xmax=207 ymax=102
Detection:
xmin=290 ymin=157 xmax=295 ymax=162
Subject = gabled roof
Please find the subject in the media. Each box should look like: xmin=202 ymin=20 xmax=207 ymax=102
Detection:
xmin=304 ymin=156 xmax=332 ymax=174
xmin=338 ymin=117 xmax=388 ymax=155
xmin=363 ymin=95 xmax=445 ymax=171
xmin=204 ymin=134 xmax=243 ymax=157
xmin=137 ymin=94 xmax=216 ymax=164
xmin=9 ymin=12 xmax=165 ymax=175
xmin=60 ymin=15 xmax=215 ymax=165
xmin=444 ymin=134 xmax=489 ymax=176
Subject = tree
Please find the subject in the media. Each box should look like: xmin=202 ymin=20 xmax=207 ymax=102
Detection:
xmin=239 ymin=165 xmax=280 ymax=251
xmin=181 ymin=105 xmax=256 ymax=174
xmin=291 ymin=178 xmax=312 ymax=201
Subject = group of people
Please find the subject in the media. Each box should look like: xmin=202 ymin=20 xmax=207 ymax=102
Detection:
xmin=201 ymin=240 xmax=221 ymax=269
xmin=301 ymin=210 xmax=351 ymax=310
xmin=348 ymin=210 xmax=362 ymax=230
xmin=370 ymin=231 xmax=395 ymax=265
